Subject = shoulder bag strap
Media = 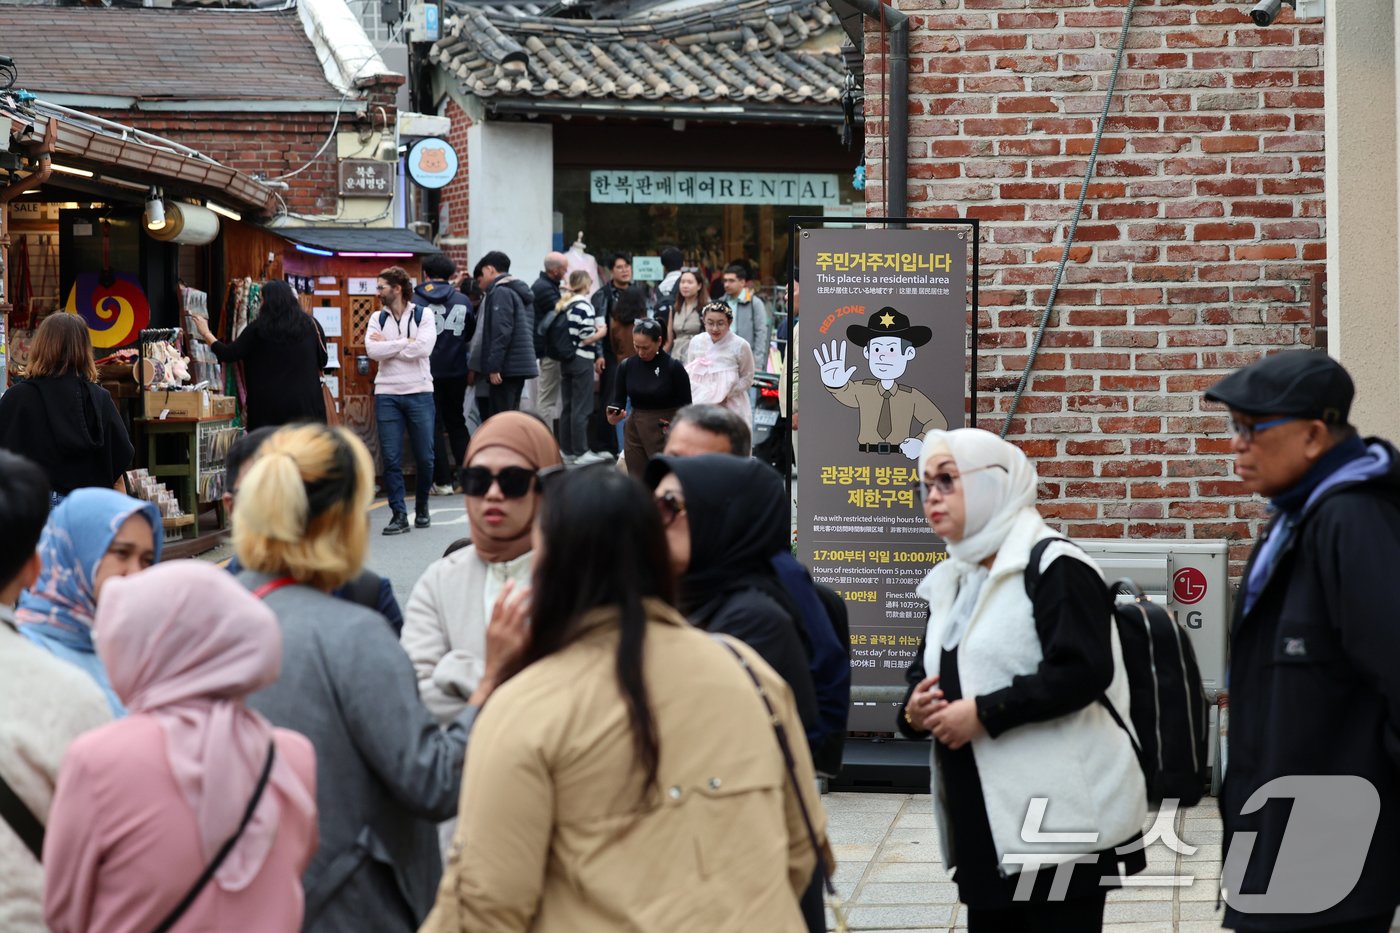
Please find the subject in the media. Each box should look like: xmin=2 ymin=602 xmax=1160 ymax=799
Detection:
xmin=0 ymin=769 xmax=45 ymax=861
xmin=151 ymin=741 xmax=276 ymax=933
xmin=712 ymin=636 xmax=847 ymax=930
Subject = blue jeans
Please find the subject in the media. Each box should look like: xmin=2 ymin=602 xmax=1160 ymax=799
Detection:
xmin=376 ymin=392 xmax=435 ymax=516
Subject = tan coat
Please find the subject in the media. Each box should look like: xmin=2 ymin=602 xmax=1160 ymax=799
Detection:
xmin=420 ymin=601 xmax=831 ymax=933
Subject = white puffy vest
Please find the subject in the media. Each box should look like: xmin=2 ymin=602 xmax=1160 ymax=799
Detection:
xmin=918 ymin=508 xmax=1147 ymax=873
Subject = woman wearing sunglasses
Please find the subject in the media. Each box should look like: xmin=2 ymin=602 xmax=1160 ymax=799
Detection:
xmin=422 ymin=465 xmax=830 ymax=933
xmin=402 ymin=411 xmax=563 ymax=724
xmin=899 ymin=428 xmax=1146 ymax=932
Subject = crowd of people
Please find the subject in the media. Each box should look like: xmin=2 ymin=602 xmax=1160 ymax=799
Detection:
xmin=4 ymin=258 xmax=1399 ymax=933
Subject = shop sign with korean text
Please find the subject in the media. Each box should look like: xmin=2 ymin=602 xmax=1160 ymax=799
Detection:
xmin=339 ymin=160 xmax=394 ymax=197
xmin=798 ymin=226 xmax=970 ymax=732
xmin=591 ymin=170 xmax=839 ymax=206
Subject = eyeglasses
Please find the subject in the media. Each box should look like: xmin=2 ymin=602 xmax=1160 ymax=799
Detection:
xmin=461 ymin=466 xmax=539 ymax=498
xmin=1229 ymin=416 xmax=1298 ymax=444
xmin=913 ymin=463 xmax=1008 ymax=504
xmin=654 ymin=491 xmax=687 ymax=527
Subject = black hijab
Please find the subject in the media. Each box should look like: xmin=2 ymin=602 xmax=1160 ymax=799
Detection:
xmin=646 ymin=455 xmax=789 ymax=614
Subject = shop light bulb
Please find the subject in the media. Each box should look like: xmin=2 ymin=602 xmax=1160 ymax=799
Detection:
xmin=51 ymin=163 xmax=94 ymax=178
xmin=207 ymin=202 xmax=241 ymax=222
xmin=145 ymin=188 xmax=165 ymax=230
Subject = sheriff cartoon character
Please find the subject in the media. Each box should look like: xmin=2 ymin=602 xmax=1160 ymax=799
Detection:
xmin=814 ymin=306 xmax=948 ymax=461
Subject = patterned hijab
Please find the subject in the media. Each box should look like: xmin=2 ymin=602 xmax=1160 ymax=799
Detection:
xmin=17 ymin=488 xmax=162 ymax=649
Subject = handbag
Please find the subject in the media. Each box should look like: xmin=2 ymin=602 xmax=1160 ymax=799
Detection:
xmin=714 ymin=637 xmax=848 ymax=933
xmin=151 ymin=741 xmax=276 ymax=933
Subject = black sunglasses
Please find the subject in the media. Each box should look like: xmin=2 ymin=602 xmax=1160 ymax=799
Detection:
xmin=655 ymin=490 xmax=687 ymax=527
xmin=460 ymin=466 xmax=539 ymax=498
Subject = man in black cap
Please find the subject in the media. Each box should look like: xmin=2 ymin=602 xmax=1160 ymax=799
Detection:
xmin=813 ymin=306 xmax=948 ymax=461
xmin=1206 ymin=349 xmax=1400 ymax=932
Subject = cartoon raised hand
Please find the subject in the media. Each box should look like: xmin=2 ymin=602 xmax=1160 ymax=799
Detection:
xmin=815 ymin=340 xmax=856 ymax=390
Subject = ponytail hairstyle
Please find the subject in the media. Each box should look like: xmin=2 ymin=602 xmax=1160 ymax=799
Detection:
xmin=232 ymin=424 xmax=374 ymax=591
xmin=556 ymin=270 xmax=593 ymax=310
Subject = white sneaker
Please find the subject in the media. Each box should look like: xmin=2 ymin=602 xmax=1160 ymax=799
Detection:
xmin=575 ymin=451 xmax=614 ymax=466
xmin=430 ymin=484 xmax=455 ymax=496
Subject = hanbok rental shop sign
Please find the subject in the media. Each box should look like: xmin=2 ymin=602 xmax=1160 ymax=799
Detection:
xmin=798 ymin=227 xmax=970 ymax=732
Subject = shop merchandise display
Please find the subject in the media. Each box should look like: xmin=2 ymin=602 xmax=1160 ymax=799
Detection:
xmin=124 ymin=468 xmax=186 ymax=521
xmin=180 ymin=284 xmax=224 ymax=389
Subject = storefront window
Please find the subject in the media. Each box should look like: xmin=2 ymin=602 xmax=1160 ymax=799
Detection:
xmin=555 ymin=166 xmax=861 ymax=304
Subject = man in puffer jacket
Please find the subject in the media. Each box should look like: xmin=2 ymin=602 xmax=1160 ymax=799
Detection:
xmin=470 ymin=251 xmax=538 ymax=417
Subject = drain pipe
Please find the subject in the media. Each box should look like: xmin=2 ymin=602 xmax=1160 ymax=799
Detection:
xmin=844 ymin=0 xmax=908 ymax=219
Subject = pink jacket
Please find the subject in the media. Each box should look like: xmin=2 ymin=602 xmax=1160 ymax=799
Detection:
xmin=44 ymin=715 xmax=317 ymax=933
xmin=365 ymin=305 xmax=436 ymax=395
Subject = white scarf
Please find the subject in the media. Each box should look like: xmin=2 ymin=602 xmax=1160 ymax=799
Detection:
xmin=918 ymin=428 xmax=1040 ymax=569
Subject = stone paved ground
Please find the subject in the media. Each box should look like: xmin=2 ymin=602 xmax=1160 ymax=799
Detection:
xmin=822 ymin=792 xmax=1232 ymax=933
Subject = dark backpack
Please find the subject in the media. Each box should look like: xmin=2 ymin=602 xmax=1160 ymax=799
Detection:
xmin=377 ymin=306 xmax=424 ymax=333
xmin=1026 ymin=536 xmax=1210 ymax=807
xmin=537 ymin=301 xmax=578 ymax=362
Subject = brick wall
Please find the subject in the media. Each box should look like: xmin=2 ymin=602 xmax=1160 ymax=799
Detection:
xmin=862 ymin=0 xmax=1325 ymax=575
xmin=103 ymin=79 xmax=403 ymax=218
xmin=438 ymin=98 xmax=472 ymax=270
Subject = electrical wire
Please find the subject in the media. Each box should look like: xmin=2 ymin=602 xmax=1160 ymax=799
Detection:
xmin=998 ymin=0 xmax=1139 ymax=439
xmin=270 ymin=19 xmax=405 ymax=183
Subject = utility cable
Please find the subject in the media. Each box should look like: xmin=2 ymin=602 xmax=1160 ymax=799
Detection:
xmin=998 ymin=0 xmax=1139 ymax=438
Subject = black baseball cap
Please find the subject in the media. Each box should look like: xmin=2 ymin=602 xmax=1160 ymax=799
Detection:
xmin=1204 ymin=350 xmax=1354 ymax=425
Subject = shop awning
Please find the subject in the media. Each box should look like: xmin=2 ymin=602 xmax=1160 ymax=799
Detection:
xmin=3 ymin=100 xmax=278 ymax=216
xmin=272 ymin=225 xmax=441 ymax=257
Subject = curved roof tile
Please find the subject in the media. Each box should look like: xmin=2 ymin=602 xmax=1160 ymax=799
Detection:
xmin=433 ymin=0 xmax=845 ymax=110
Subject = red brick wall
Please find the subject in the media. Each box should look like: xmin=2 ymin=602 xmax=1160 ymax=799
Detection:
xmin=438 ymin=98 xmax=472 ymax=270
xmin=103 ymin=111 xmax=342 ymax=215
xmin=863 ymin=0 xmax=1324 ymax=574
xmin=101 ymin=80 xmax=403 ymax=218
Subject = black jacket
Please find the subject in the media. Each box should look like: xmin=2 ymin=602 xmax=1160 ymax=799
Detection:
xmin=0 ymin=374 xmax=134 ymax=494
xmin=211 ymin=319 xmax=328 ymax=430
xmin=413 ymin=280 xmax=476 ymax=380
xmin=531 ymin=273 xmax=562 ymax=359
xmin=689 ymin=585 xmax=820 ymax=741
xmin=472 ymin=276 xmax=538 ymax=379
xmin=1221 ymin=437 xmax=1400 ymax=931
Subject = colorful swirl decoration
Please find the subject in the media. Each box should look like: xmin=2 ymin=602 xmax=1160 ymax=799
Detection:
xmin=63 ymin=272 xmax=151 ymax=349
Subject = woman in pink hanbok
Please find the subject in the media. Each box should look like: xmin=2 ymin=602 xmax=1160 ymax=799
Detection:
xmin=685 ymin=301 xmax=756 ymax=425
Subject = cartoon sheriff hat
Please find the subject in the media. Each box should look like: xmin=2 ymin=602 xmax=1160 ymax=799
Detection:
xmin=846 ymin=306 xmax=933 ymax=348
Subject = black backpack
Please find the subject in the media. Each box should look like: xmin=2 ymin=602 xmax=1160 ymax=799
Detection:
xmin=377 ymin=306 xmax=424 ymax=333
xmin=536 ymin=301 xmax=578 ymax=362
xmin=1026 ymin=537 xmax=1210 ymax=807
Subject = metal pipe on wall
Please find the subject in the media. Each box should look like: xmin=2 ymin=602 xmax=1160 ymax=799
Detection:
xmin=838 ymin=0 xmax=908 ymax=220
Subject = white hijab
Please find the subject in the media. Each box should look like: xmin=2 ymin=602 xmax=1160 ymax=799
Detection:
xmin=919 ymin=427 xmax=1039 ymax=568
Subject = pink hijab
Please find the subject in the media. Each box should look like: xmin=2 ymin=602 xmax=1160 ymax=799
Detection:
xmin=95 ymin=560 xmax=316 ymax=890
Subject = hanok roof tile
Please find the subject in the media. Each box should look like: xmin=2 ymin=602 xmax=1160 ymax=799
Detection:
xmin=431 ymin=0 xmax=846 ymax=111
xmin=0 ymin=7 xmax=339 ymax=102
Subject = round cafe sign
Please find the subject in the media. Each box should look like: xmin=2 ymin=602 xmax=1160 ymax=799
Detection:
xmin=407 ymin=138 xmax=458 ymax=190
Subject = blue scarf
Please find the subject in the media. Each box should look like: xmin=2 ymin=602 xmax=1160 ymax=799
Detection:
xmin=17 ymin=488 xmax=162 ymax=653
xmin=1242 ymin=436 xmax=1378 ymax=615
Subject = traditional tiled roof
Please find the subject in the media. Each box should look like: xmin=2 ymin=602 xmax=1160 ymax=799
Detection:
xmin=430 ymin=0 xmax=846 ymax=109
xmin=0 ymin=7 xmax=339 ymax=101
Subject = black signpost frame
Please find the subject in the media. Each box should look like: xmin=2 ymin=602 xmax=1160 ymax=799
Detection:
xmin=782 ymin=215 xmax=980 ymax=503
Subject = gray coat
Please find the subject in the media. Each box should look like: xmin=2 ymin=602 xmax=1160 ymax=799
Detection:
xmin=471 ymin=275 xmax=538 ymax=379
xmin=731 ymin=295 xmax=771 ymax=370
xmin=243 ymin=573 xmax=475 ymax=933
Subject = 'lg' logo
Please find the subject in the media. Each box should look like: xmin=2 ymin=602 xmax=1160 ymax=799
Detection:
xmin=1173 ymin=567 xmax=1208 ymax=605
